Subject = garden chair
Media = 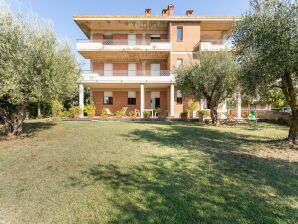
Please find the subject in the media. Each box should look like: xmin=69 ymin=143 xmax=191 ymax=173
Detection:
xmin=104 ymin=108 xmax=113 ymax=116
xmin=134 ymin=109 xmax=140 ymax=117
xmin=120 ymin=107 xmax=128 ymax=116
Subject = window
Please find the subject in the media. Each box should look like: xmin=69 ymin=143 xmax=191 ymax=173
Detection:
xmin=176 ymin=59 xmax=183 ymax=68
xmin=151 ymin=34 xmax=161 ymax=42
xmin=103 ymin=91 xmax=113 ymax=105
xmin=177 ymin=27 xmax=183 ymax=41
xmin=128 ymin=64 xmax=136 ymax=76
xmin=128 ymin=91 xmax=136 ymax=105
xmin=177 ymin=90 xmax=183 ymax=104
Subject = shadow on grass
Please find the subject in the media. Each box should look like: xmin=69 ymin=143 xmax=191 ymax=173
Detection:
xmin=67 ymin=123 xmax=298 ymax=223
xmin=0 ymin=121 xmax=56 ymax=140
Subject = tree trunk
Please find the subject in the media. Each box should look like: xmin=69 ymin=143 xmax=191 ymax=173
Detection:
xmin=0 ymin=104 xmax=27 ymax=137
xmin=281 ymin=72 xmax=297 ymax=144
xmin=210 ymin=106 xmax=219 ymax=125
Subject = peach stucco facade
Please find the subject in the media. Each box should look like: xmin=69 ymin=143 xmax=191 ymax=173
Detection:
xmin=75 ymin=4 xmax=238 ymax=118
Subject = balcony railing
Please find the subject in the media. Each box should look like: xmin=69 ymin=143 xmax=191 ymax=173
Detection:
xmin=200 ymin=40 xmax=233 ymax=51
xmin=82 ymin=70 xmax=171 ymax=76
xmin=77 ymin=39 xmax=171 ymax=51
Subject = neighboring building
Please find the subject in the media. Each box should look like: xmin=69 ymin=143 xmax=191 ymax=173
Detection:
xmin=74 ymin=4 xmax=240 ymax=117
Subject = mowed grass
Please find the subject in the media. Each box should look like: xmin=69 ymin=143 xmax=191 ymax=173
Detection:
xmin=0 ymin=120 xmax=297 ymax=224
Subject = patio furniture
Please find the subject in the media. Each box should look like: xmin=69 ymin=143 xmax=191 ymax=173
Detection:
xmin=120 ymin=107 xmax=128 ymax=116
xmin=144 ymin=109 xmax=154 ymax=118
xmin=104 ymin=108 xmax=113 ymax=116
xmin=134 ymin=109 xmax=141 ymax=117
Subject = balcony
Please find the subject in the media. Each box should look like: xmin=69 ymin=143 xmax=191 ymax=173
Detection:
xmin=77 ymin=39 xmax=171 ymax=61
xmin=200 ymin=40 xmax=233 ymax=51
xmin=79 ymin=70 xmax=175 ymax=84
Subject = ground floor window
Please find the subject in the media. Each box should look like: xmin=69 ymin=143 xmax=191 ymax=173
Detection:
xmin=128 ymin=91 xmax=136 ymax=105
xmin=103 ymin=91 xmax=113 ymax=105
xmin=177 ymin=90 xmax=183 ymax=104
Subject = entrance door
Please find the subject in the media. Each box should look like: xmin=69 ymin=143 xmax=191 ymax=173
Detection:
xmin=151 ymin=64 xmax=160 ymax=76
xmin=151 ymin=92 xmax=160 ymax=109
xmin=128 ymin=34 xmax=136 ymax=46
xmin=104 ymin=63 xmax=113 ymax=76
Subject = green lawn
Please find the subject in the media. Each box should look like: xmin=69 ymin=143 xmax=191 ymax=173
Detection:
xmin=0 ymin=120 xmax=297 ymax=223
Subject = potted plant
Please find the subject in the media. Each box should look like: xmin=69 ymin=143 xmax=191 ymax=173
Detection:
xmin=101 ymin=109 xmax=108 ymax=118
xmin=69 ymin=105 xmax=82 ymax=118
xmin=84 ymin=101 xmax=96 ymax=118
xmin=154 ymin=107 xmax=161 ymax=117
xmin=186 ymin=100 xmax=199 ymax=118
xmin=115 ymin=111 xmax=124 ymax=119
xmin=199 ymin=109 xmax=211 ymax=122
xmin=180 ymin=111 xmax=188 ymax=119
xmin=143 ymin=111 xmax=150 ymax=119
xmin=129 ymin=111 xmax=137 ymax=119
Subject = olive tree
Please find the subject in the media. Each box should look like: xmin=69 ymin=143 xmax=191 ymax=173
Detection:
xmin=233 ymin=0 xmax=298 ymax=143
xmin=176 ymin=51 xmax=238 ymax=124
xmin=0 ymin=1 xmax=80 ymax=136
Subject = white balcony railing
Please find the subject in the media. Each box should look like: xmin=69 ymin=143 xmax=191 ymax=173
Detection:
xmin=82 ymin=70 xmax=171 ymax=77
xmin=77 ymin=39 xmax=171 ymax=51
xmin=80 ymin=70 xmax=175 ymax=84
xmin=200 ymin=40 xmax=233 ymax=51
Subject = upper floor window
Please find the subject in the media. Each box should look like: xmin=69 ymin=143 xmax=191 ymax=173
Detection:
xmin=177 ymin=27 xmax=183 ymax=41
xmin=104 ymin=91 xmax=113 ymax=105
xmin=128 ymin=91 xmax=136 ymax=105
xmin=151 ymin=34 xmax=161 ymax=42
xmin=177 ymin=90 xmax=183 ymax=104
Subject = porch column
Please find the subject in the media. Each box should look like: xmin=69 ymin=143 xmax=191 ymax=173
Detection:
xmin=79 ymin=84 xmax=84 ymax=117
xmin=170 ymin=84 xmax=175 ymax=117
xmin=89 ymin=90 xmax=93 ymax=102
xmin=237 ymin=92 xmax=242 ymax=119
xmin=200 ymin=99 xmax=205 ymax=110
xmin=140 ymin=84 xmax=145 ymax=118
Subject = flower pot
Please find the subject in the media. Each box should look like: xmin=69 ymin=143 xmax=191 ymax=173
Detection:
xmin=101 ymin=114 xmax=108 ymax=118
xmin=88 ymin=114 xmax=95 ymax=118
xmin=143 ymin=114 xmax=150 ymax=119
xmin=181 ymin=114 xmax=188 ymax=119
xmin=129 ymin=115 xmax=136 ymax=119
xmin=116 ymin=115 xmax=123 ymax=119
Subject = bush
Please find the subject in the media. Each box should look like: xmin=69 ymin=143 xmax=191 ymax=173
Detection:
xmin=69 ymin=106 xmax=82 ymax=118
xmin=199 ymin=109 xmax=210 ymax=117
xmin=186 ymin=100 xmax=198 ymax=113
xmin=61 ymin=111 xmax=70 ymax=118
xmin=36 ymin=114 xmax=44 ymax=119
xmin=84 ymin=101 xmax=96 ymax=117
xmin=51 ymin=100 xmax=63 ymax=118
xmin=101 ymin=109 xmax=108 ymax=116
xmin=129 ymin=111 xmax=136 ymax=117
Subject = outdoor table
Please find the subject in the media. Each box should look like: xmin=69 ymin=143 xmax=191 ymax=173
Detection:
xmin=144 ymin=109 xmax=154 ymax=118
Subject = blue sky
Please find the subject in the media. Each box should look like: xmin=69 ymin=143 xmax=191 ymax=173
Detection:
xmin=9 ymin=0 xmax=250 ymax=68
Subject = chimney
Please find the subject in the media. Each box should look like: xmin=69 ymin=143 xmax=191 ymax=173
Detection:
xmin=145 ymin=8 xmax=151 ymax=16
xmin=167 ymin=4 xmax=174 ymax=16
xmin=162 ymin=9 xmax=168 ymax=17
xmin=186 ymin=10 xmax=194 ymax=16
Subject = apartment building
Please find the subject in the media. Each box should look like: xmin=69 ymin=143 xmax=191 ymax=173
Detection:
xmin=74 ymin=4 xmax=239 ymax=117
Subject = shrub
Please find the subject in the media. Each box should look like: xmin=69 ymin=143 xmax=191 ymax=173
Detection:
xmin=129 ymin=111 xmax=136 ymax=117
xmin=84 ymin=101 xmax=96 ymax=117
xmin=61 ymin=111 xmax=70 ymax=118
xmin=115 ymin=111 xmax=125 ymax=116
xmin=69 ymin=106 xmax=82 ymax=118
xmin=51 ymin=100 xmax=63 ymax=118
xmin=101 ymin=109 xmax=108 ymax=116
xmin=199 ymin=109 xmax=210 ymax=117
xmin=36 ymin=114 xmax=44 ymax=119
xmin=186 ymin=100 xmax=198 ymax=113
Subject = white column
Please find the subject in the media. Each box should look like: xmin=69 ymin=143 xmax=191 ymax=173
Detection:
xmin=79 ymin=84 xmax=84 ymax=117
xmin=89 ymin=90 xmax=93 ymax=103
xmin=170 ymin=84 xmax=175 ymax=117
xmin=237 ymin=92 xmax=242 ymax=119
xmin=200 ymin=99 xmax=205 ymax=110
xmin=140 ymin=84 xmax=145 ymax=118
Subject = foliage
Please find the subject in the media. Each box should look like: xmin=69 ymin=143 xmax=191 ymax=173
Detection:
xmin=233 ymin=0 xmax=298 ymax=142
xmin=36 ymin=114 xmax=44 ymax=119
xmin=226 ymin=99 xmax=237 ymax=109
xmin=129 ymin=111 xmax=136 ymax=117
xmin=143 ymin=111 xmax=150 ymax=116
xmin=186 ymin=100 xmax=199 ymax=113
xmin=154 ymin=108 xmax=161 ymax=114
xmin=115 ymin=111 xmax=125 ymax=116
xmin=61 ymin=111 xmax=70 ymax=118
xmin=0 ymin=1 xmax=80 ymax=136
xmin=101 ymin=109 xmax=109 ymax=116
xmin=199 ymin=109 xmax=211 ymax=117
xmin=51 ymin=100 xmax=62 ymax=118
xmin=84 ymin=101 xmax=96 ymax=116
xmin=180 ymin=112 xmax=188 ymax=117
xmin=176 ymin=51 xmax=238 ymax=124
xmin=69 ymin=106 xmax=82 ymax=118
xmin=259 ymin=88 xmax=287 ymax=108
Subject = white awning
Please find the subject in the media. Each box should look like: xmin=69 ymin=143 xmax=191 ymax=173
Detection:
xmin=104 ymin=91 xmax=113 ymax=97
xmin=128 ymin=91 xmax=136 ymax=98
